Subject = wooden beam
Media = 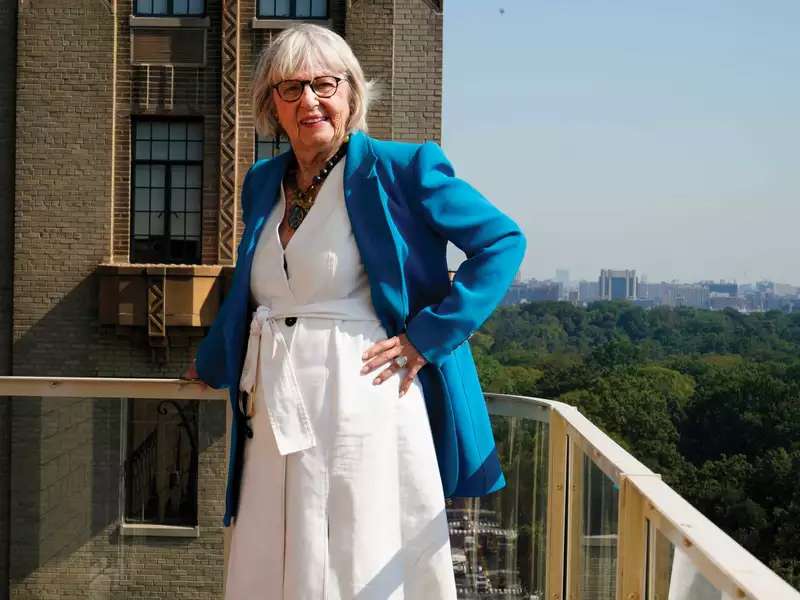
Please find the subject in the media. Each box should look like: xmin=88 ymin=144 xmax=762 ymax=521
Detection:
xmin=616 ymin=476 xmax=650 ymax=600
xmin=0 ymin=376 xmax=226 ymax=400
xmin=546 ymin=410 xmax=568 ymax=600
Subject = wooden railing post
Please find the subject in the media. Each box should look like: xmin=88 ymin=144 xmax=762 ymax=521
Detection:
xmin=616 ymin=476 xmax=649 ymax=600
xmin=567 ymin=441 xmax=584 ymax=600
xmin=546 ymin=410 xmax=568 ymax=600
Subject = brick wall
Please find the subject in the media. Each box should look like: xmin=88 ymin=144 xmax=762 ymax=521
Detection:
xmin=0 ymin=0 xmax=15 ymax=593
xmin=346 ymin=0 xmax=395 ymax=139
xmin=393 ymin=0 xmax=442 ymax=142
xmin=346 ymin=0 xmax=442 ymax=143
xmin=10 ymin=2 xmax=226 ymax=598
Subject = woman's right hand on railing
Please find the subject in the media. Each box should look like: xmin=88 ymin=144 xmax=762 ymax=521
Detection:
xmin=180 ymin=359 xmax=208 ymax=390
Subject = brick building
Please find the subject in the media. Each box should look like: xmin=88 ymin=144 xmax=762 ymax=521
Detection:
xmin=0 ymin=1 xmax=443 ymax=597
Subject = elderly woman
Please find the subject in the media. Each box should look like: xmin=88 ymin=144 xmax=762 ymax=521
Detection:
xmin=185 ymin=23 xmax=525 ymax=599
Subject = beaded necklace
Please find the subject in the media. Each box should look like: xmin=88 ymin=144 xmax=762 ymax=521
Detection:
xmin=285 ymin=136 xmax=349 ymax=230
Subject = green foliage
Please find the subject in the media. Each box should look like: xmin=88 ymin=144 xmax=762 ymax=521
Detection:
xmin=474 ymin=301 xmax=800 ymax=589
xmin=470 ymin=337 xmax=543 ymax=396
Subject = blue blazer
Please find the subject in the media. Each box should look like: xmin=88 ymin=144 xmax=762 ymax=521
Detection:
xmin=196 ymin=130 xmax=526 ymax=527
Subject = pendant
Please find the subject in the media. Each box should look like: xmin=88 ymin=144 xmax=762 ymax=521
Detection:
xmin=288 ymin=203 xmax=307 ymax=230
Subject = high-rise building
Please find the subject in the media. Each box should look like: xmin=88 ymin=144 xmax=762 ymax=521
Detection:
xmin=598 ymin=269 xmax=637 ymax=301
xmin=0 ymin=2 xmax=444 ymax=596
xmin=706 ymin=281 xmax=738 ymax=296
xmin=673 ymin=284 xmax=710 ymax=308
xmin=772 ymin=282 xmax=798 ymax=297
xmin=579 ymin=280 xmax=601 ymax=303
xmin=530 ymin=281 xmax=562 ymax=302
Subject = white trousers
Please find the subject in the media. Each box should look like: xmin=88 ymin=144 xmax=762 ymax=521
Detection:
xmin=224 ymin=316 xmax=457 ymax=600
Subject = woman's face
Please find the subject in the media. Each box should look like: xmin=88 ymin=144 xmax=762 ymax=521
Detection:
xmin=272 ymin=70 xmax=351 ymax=155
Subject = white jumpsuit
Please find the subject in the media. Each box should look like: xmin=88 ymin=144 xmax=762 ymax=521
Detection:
xmin=224 ymin=159 xmax=457 ymax=600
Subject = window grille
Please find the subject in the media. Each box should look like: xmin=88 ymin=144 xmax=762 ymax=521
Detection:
xmin=131 ymin=118 xmax=203 ymax=264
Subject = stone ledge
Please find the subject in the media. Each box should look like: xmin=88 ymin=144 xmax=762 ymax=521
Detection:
xmin=97 ymin=263 xmax=229 ymax=277
xmin=129 ymin=15 xmax=211 ymax=29
xmin=97 ymin=263 xmax=234 ymax=329
xmin=251 ymin=17 xmax=332 ymax=30
xmin=120 ymin=523 xmax=201 ymax=538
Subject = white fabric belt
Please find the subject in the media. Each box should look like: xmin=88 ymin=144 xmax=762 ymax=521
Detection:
xmin=239 ymin=299 xmax=380 ymax=455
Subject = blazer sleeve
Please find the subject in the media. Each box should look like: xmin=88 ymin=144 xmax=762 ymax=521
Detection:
xmin=404 ymin=141 xmax=526 ymax=367
xmin=194 ymin=164 xmax=257 ymax=389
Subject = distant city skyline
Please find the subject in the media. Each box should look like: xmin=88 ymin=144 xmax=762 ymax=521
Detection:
xmin=504 ymin=270 xmax=798 ymax=312
xmin=441 ymin=1 xmax=800 ymax=286
xmin=532 ymin=268 xmax=799 ymax=288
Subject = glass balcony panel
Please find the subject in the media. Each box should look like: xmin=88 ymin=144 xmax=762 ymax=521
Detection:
xmin=652 ymin=528 xmax=726 ymax=600
xmin=578 ymin=452 xmax=618 ymax=600
xmin=7 ymin=395 xmax=226 ymax=598
xmin=448 ymin=413 xmax=549 ymax=598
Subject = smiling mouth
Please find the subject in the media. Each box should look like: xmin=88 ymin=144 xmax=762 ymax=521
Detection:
xmin=300 ymin=116 xmax=328 ymax=126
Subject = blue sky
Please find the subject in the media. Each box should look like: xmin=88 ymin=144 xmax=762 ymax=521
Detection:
xmin=442 ymin=1 xmax=800 ymax=285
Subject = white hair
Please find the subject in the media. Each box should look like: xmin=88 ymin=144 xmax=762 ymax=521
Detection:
xmin=253 ymin=24 xmax=376 ymax=139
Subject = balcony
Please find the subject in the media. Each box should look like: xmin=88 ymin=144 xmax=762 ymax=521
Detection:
xmin=0 ymin=376 xmax=796 ymax=599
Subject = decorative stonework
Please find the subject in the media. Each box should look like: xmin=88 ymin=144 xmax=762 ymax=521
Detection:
xmin=146 ymin=267 xmax=168 ymax=362
xmin=218 ymin=0 xmax=239 ymax=264
xmin=421 ymin=0 xmax=443 ymax=13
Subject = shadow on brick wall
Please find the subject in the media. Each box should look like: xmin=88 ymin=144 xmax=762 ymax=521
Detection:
xmin=9 ymin=277 xmax=226 ymax=595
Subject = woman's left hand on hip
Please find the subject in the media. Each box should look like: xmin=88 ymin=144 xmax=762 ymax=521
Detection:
xmin=361 ymin=334 xmax=427 ymax=397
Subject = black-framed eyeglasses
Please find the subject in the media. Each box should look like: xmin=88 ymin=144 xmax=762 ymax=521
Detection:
xmin=272 ymin=76 xmax=346 ymax=102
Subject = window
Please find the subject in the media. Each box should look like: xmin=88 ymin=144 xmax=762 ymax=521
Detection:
xmin=135 ymin=0 xmax=205 ymax=16
xmin=132 ymin=119 xmax=203 ymax=264
xmin=256 ymin=132 xmax=292 ymax=161
xmin=257 ymin=0 xmax=328 ymax=19
xmin=123 ymin=399 xmax=199 ymax=527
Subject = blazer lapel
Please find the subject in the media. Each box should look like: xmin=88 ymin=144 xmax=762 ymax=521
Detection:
xmin=223 ymin=132 xmax=408 ymax=388
xmin=223 ymin=151 xmax=290 ymax=385
xmin=343 ymin=131 xmax=408 ymax=337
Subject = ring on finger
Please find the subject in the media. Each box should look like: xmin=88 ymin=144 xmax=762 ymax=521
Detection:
xmin=393 ymin=354 xmax=408 ymax=369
